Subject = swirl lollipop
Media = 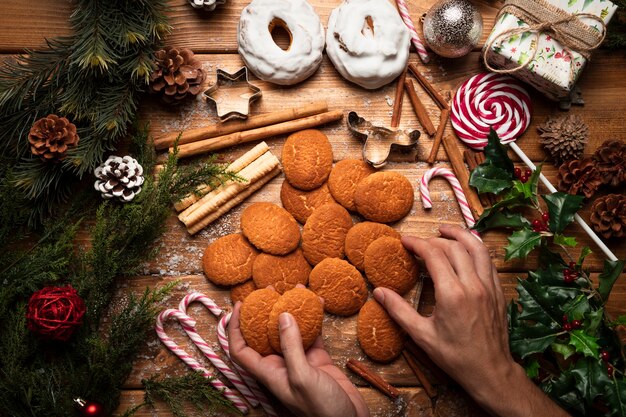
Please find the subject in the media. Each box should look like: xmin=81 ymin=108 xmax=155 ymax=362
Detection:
xmin=450 ymin=72 xmax=617 ymax=262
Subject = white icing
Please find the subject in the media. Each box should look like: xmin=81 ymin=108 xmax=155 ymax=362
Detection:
xmin=326 ymin=0 xmax=410 ymax=90
xmin=238 ymin=0 xmax=325 ymax=85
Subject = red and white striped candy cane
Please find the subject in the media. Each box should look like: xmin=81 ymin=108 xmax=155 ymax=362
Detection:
xmin=178 ymin=293 xmax=259 ymax=407
xmin=218 ymin=313 xmax=279 ymax=417
xmin=450 ymin=72 xmax=532 ymax=150
xmin=420 ymin=167 xmax=480 ymax=239
xmin=155 ymin=309 xmax=249 ymax=414
xmin=395 ymin=0 xmax=430 ymax=63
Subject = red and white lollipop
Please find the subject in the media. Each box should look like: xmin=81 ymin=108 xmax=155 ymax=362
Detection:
xmin=451 ymin=72 xmax=532 ymax=150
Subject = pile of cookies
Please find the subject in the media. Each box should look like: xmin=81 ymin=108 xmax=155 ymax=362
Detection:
xmin=202 ymin=129 xmax=420 ymax=362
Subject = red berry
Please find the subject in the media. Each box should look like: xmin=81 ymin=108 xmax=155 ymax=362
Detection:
xmin=521 ymin=175 xmax=529 ymax=183
xmin=607 ymin=364 xmax=614 ymax=378
xmin=562 ymin=314 xmax=569 ymax=323
xmin=569 ymin=261 xmax=577 ymax=269
xmin=532 ymin=219 xmax=542 ymax=227
xmin=564 ymin=275 xmax=575 ymax=284
xmin=514 ymin=167 xmax=522 ymax=179
xmin=601 ymin=351 xmax=610 ymax=362
xmin=563 ymin=323 xmax=573 ymax=331
xmin=572 ymin=320 xmax=582 ymax=329
xmin=542 ymin=213 xmax=550 ymax=223
xmin=525 ymin=169 xmax=532 ymax=178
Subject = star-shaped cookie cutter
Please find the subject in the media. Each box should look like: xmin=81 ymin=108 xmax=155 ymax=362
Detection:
xmin=203 ymin=67 xmax=262 ymax=121
xmin=347 ymin=111 xmax=421 ymax=168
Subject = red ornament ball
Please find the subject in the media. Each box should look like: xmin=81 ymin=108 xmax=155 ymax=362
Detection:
xmin=26 ymin=285 xmax=86 ymax=341
xmin=75 ymin=398 xmax=105 ymax=417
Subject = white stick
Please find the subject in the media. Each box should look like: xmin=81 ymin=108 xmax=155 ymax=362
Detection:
xmin=509 ymin=142 xmax=617 ymax=262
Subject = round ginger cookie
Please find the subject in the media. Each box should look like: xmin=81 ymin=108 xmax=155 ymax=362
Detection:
xmin=239 ymin=288 xmax=281 ymax=356
xmin=345 ymin=222 xmax=401 ymax=270
xmin=354 ymin=171 xmax=414 ymax=223
xmin=202 ymin=233 xmax=258 ymax=286
xmin=252 ymin=248 xmax=312 ymax=294
xmin=302 ymin=203 xmax=353 ymax=265
xmin=280 ymin=180 xmax=335 ymax=224
xmin=230 ymin=280 xmax=257 ymax=304
xmin=268 ymin=287 xmax=324 ymax=353
xmin=241 ymin=202 xmax=300 ymax=255
xmin=357 ymin=299 xmax=404 ymax=362
xmin=308 ymin=258 xmax=368 ymax=316
xmin=364 ymin=236 xmax=418 ymax=295
xmin=328 ymin=159 xmax=376 ymax=211
xmin=282 ymin=129 xmax=333 ymax=190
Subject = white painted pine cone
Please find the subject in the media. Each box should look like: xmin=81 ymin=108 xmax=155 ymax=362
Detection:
xmin=94 ymin=155 xmax=144 ymax=202
xmin=189 ymin=0 xmax=226 ymax=11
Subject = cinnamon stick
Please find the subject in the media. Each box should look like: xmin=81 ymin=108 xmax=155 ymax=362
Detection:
xmin=426 ymin=108 xmax=450 ymax=164
xmin=346 ymin=359 xmax=399 ymax=399
xmin=173 ymin=110 xmax=343 ymax=159
xmin=408 ymin=63 xmax=449 ymax=110
xmin=404 ymin=79 xmax=436 ymax=136
xmin=402 ymin=350 xmax=437 ymax=398
xmin=391 ymin=69 xmax=407 ymax=128
xmin=441 ymin=134 xmax=484 ymax=219
xmin=187 ymin=166 xmax=281 ymax=235
xmin=174 ymin=142 xmax=270 ymax=212
xmin=154 ymin=102 xmax=329 ymax=150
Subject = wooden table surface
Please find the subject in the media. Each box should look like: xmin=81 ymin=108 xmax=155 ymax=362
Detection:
xmin=1 ymin=1 xmax=625 ymax=416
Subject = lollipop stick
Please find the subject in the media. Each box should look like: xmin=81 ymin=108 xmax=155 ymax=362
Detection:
xmin=508 ymin=142 xmax=618 ymax=262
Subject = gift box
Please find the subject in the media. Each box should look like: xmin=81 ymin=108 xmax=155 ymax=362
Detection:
xmin=483 ymin=0 xmax=618 ymax=101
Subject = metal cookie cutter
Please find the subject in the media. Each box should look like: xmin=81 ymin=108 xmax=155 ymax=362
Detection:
xmin=347 ymin=111 xmax=421 ymax=168
xmin=203 ymin=67 xmax=262 ymax=121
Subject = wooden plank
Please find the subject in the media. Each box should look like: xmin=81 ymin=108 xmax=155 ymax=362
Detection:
xmin=118 ymin=271 xmax=625 ymax=390
xmin=115 ymin=385 xmax=487 ymax=417
xmin=0 ymin=0 xmax=500 ymax=54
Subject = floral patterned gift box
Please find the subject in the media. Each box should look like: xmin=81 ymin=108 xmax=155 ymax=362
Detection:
xmin=483 ymin=0 xmax=617 ymax=101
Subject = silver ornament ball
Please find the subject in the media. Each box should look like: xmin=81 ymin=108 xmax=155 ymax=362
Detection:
xmin=423 ymin=0 xmax=483 ymax=58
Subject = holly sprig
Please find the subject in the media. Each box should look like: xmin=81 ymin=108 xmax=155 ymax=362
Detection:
xmin=470 ymin=129 xmax=626 ymax=416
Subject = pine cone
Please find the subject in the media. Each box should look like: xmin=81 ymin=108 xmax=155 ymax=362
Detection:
xmin=557 ymin=158 xmax=601 ymax=199
xmin=589 ymin=194 xmax=626 ymax=239
xmin=537 ymin=114 xmax=588 ymax=165
xmin=149 ymin=47 xmax=205 ymax=104
xmin=593 ymin=139 xmax=626 ymax=188
xmin=28 ymin=115 xmax=79 ymax=161
xmin=94 ymin=156 xmax=144 ymax=202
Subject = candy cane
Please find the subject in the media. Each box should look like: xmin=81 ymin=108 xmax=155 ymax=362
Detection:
xmin=395 ymin=0 xmax=430 ymax=63
xmin=420 ymin=167 xmax=480 ymax=238
xmin=218 ymin=313 xmax=279 ymax=417
xmin=178 ymin=293 xmax=259 ymax=408
xmin=450 ymin=72 xmax=532 ymax=150
xmin=155 ymin=309 xmax=249 ymax=413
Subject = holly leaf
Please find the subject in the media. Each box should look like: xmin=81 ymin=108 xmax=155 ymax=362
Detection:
xmin=483 ymin=128 xmax=514 ymax=174
xmin=604 ymin=379 xmax=626 ymax=417
xmin=598 ymin=259 xmax=626 ymax=302
xmin=587 ymin=308 xmax=603 ymax=334
xmin=525 ymin=359 xmax=540 ymax=378
xmin=562 ymin=295 xmax=591 ymax=321
xmin=609 ymin=315 xmax=626 ymax=327
xmin=577 ymin=247 xmax=592 ymax=267
xmin=518 ymin=277 xmax=580 ymax=324
xmin=570 ymin=358 xmax=612 ymax=407
xmin=542 ymin=193 xmax=584 ymax=234
xmin=505 ymin=228 xmax=542 ymax=260
xmin=543 ymin=372 xmax=586 ymax=414
xmin=553 ymin=234 xmax=577 ymax=247
xmin=568 ymin=330 xmax=600 ymax=358
xmin=551 ymin=342 xmax=576 ymax=360
xmin=469 ymin=164 xmax=512 ymax=195
xmin=538 ymin=244 xmax=566 ymax=268
xmin=510 ymin=322 xmax=558 ymax=358
xmin=473 ymin=210 xmax=530 ymax=233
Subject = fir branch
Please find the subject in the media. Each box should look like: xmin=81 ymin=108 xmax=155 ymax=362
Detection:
xmin=142 ymin=373 xmax=242 ymax=417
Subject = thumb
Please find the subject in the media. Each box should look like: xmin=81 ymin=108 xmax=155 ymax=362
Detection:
xmin=279 ymin=312 xmax=311 ymax=385
xmin=373 ymin=287 xmax=432 ymax=344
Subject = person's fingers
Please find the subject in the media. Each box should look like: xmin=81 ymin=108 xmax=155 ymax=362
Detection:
xmin=278 ymin=312 xmax=311 ymax=386
xmin=228 ymin=302 xmax=264 ymax=376
xmin=401 ymin=236 xmax=457 ymax=291
xmin=373 ymin=287 xmax=433 ymax=345
xmin=439 ymin=225 xmax=493 ymax=286
xmin=305 ymin=335 xmax=334 ymax=367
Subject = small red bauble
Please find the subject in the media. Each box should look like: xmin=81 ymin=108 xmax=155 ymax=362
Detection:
xmin=26 ymin=285 xmax=86 ymax=341
xmin=75 ymin=398 xmax=105 ymax=417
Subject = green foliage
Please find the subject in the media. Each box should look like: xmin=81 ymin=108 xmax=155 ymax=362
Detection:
xmin=0 ymin=0 xmax=171 ymax=225
xmin=142 ymin=373 xmax=242 ymax=417
xmin=0 ymin=127 xmax=239 ymax=416
xmin=470 ymin=129 xmax=626 ymax=415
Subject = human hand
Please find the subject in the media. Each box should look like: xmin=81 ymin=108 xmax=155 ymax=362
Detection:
xmin=373 ymin=225 xmax=569 ymax=417
xmin=229 ymin=302 xmax=370 ymax=417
